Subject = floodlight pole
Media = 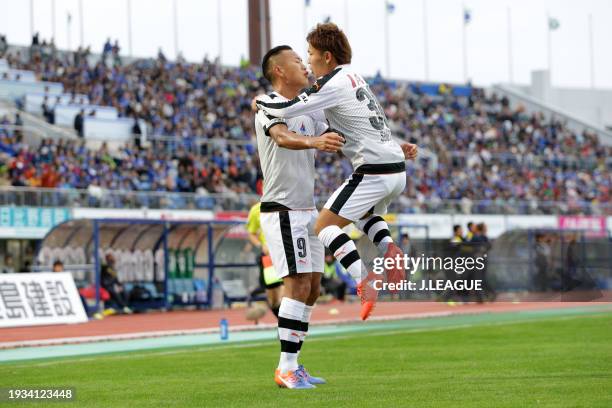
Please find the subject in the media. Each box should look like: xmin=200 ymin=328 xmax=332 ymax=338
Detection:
xmin=344 ymin=0 xmax=349 ymax=34
xmin=51 ymin=0 xmax=56 ymax=41
xmin=422 ymin=0 xmax=430 ymax=81
xmin=303 ymin=1 xmax=308 ymax=57
xmin=218 ymin=0 xmax=223 ymax=64
xmin=29 ymin=0 xmax=34 ymax=40
xmin=507 ymin=7 xmax=514 ymax=84
xmin=259 ymin=0 xmax=267 ymax=64
xmin=67 ymin=13 xmax=72 ymax=51
xmin=384 ymin=2 xmax=390 ymax=78
xmin=173 ymin=0 xmax=179 ymax=59
xmin=462 ymin=3 xmax=468 ymax=83
xmin=78 ymin=0 xmax=84 ymax=47
xmin=588 ymin=14 xmax=595 ymax=89
xmin=547 ymin=12 xmax=552 ymax=79
xmin=127 ymin=0 xmax=133 ymax=57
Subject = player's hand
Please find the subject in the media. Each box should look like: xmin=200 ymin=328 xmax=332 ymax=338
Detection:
xmin=312 ymin=132 xmax=345 ymax=153
xmin=401 ymin=143 xmax=418 ymax=160
xmin=251 ymin=95 xmax=265 ymax=112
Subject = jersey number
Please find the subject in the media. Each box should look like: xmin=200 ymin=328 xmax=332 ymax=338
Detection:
xmin=297 ymin=238 xmax=307 ymax=258
xmin=355 ymin=87 xmax=390 ymax=140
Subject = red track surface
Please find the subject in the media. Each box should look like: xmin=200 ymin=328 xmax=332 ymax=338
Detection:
xmin=2 ymin=297 xmax=610 ymax=347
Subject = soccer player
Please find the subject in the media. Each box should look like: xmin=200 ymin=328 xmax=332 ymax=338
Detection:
xmin=256 ymin=23 xmax=418 ymax=321
xmin=246 ymin=200 xmax=284 ymax=317
xmin=254 ymin=45 xmax=345 ymax=389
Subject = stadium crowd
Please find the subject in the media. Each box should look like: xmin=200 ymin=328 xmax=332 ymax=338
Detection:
xmin=0 ymin=117 xmax=258 ymax=208
xmin=0 ymin=35 xmax=610 ymax=214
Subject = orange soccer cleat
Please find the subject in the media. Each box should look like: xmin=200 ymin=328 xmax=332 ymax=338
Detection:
xmin=357 ymin=271 xmax=379 ymax=320
xmin=274 ymin=369 xmax=316 ymax=389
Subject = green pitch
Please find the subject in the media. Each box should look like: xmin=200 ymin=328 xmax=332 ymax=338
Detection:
xmin=1 ymin=311 xmax=611 ymax=407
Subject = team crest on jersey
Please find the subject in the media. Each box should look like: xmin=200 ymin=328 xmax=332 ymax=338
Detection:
xmin=298 ymin=92 xmax=309 ymax=103
xmin=300 ymin=123 xmax=306 ymax=133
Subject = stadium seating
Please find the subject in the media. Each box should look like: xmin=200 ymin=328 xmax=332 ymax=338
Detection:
xmin=123 ymin=281 xmax=165 ymax=311
xmin=0 ymin=40 xmax=609 ymax=215
xmin=167 ymin=278 xmax=208 ymax=308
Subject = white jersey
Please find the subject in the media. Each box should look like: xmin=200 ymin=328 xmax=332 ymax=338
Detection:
xmin=256 ymin=65 xmax=405 ymax=174
xmin=254 ymin=91 xmax=328 ymax=212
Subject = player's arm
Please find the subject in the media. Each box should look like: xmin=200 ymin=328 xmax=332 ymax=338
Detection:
xmin=255 ymin=80 xmax=340 ymax=118
xmin=269 ymin=125 xmax=344 ymax=152
xmin=257 ymin=110 xmax=344 ymax=152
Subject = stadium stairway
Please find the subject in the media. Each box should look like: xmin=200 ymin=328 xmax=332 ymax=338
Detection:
xmin=0 ymin=99 xmax=78 ymax=143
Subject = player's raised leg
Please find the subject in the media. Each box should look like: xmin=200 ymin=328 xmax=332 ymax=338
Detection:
xmin=356 ymin=214 xmax=404 ymax=286
xmin=315 ymin=209 xmax=377 ymax=321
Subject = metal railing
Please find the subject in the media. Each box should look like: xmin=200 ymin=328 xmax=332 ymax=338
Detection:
xmin=0 ymin=186 xmax=258 ymax=211
xmin=389 ymin=198 xmax=612 ymax=216
xmin=448 ymin=150 xmax=612 ymax=171
xmin=145 ymin=135 xmax=256 ymax=156
xmin=0 ymin=186 xmax=610 ymax=215
xmin=4 ymin=122 xmax=608 ymax=176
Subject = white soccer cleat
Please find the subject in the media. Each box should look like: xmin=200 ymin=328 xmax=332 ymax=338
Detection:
xmin=296 ymin=365 xmax=326 ymax=385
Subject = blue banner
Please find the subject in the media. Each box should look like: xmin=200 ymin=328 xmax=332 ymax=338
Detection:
xmin=0 ymin=207 xmax=71 ymax=238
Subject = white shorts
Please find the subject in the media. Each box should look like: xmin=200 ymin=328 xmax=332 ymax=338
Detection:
xmin=260 ymin=209 xmax=325 ymax=279
xmin=324 ymin=172 xmax=406 ymax=222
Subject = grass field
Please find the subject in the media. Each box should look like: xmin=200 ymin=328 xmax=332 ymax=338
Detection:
xmin=1 ymin=311 xmax=611 ymax=407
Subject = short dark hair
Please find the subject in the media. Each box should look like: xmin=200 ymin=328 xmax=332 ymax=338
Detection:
xmin=467 ymin=222 xmax=474 ymax=229
xmin=53 ymin=259 xmax=63 ymax=267
xmin=261 ymin=45 xmax=293 ymax=83
xmin=453 ymin=225 xmax=462 ymax=233
xmin=307 ymin=22 xmax=352 ymax=65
